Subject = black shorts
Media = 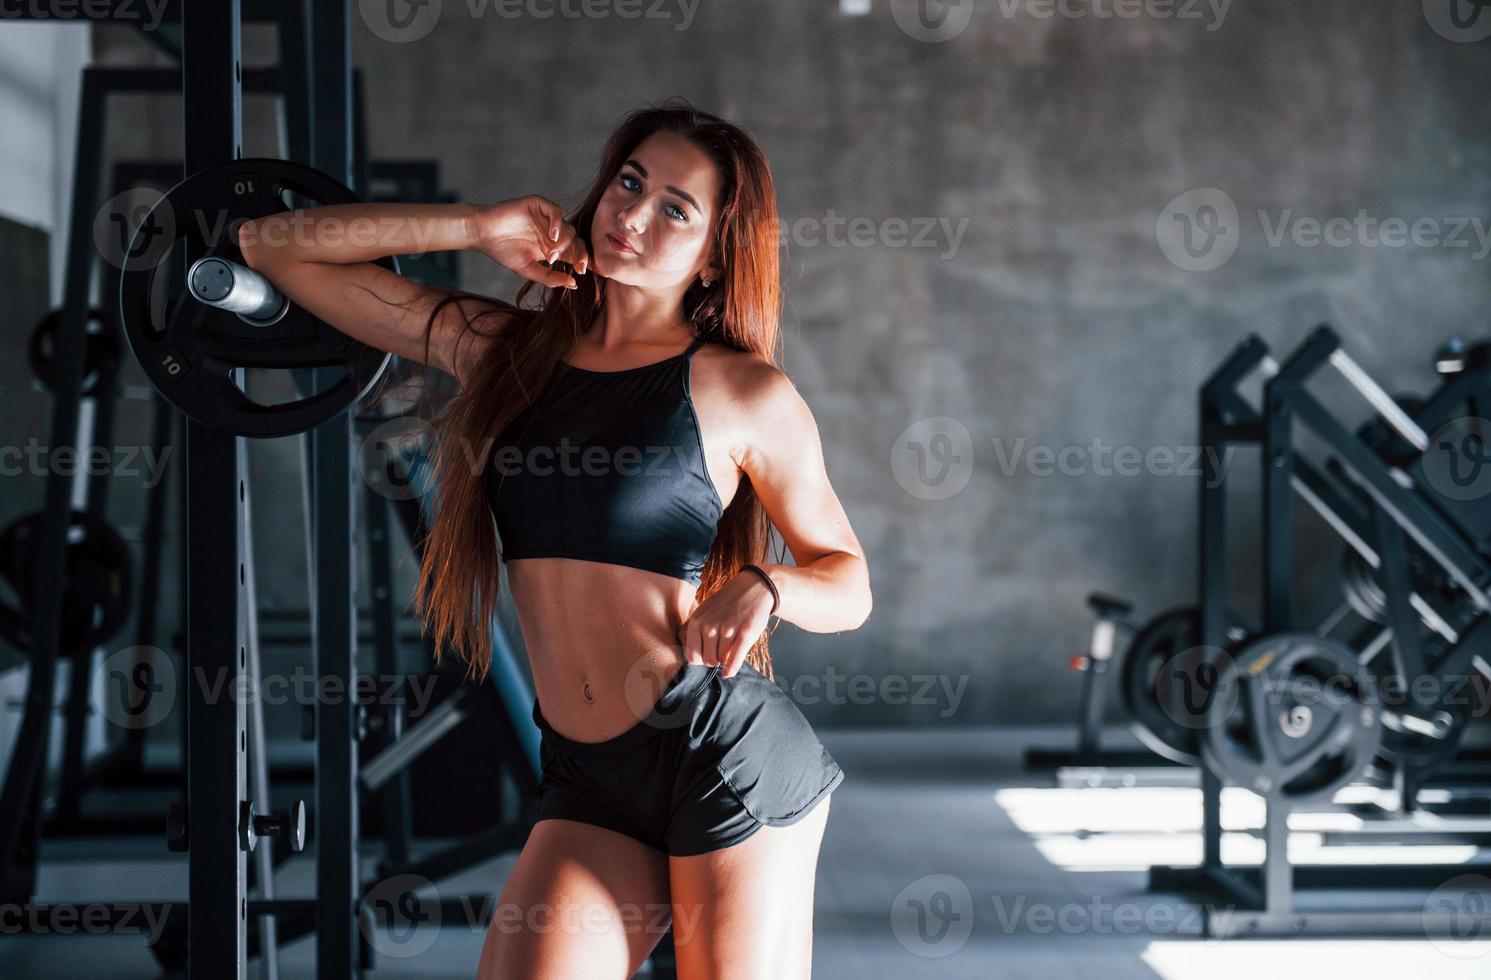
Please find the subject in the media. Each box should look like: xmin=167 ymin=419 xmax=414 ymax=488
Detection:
xmin=531 ymin=661 xmax=845 ymax=857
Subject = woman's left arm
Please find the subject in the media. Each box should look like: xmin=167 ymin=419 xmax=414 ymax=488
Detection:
xmin=679 ymin=363 xmax=873 ymax=676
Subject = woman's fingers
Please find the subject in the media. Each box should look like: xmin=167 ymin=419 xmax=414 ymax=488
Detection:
xmin=517 ymin=195 xmax=591 ymax=275
xmin=678 ymin=619 xmax=705 ymax=666
xmin=524 ymin=195 xmax=564 ymax=244
xmin=523 ymin=260 xmax=576 ymax=290
xmin=717 ymin=626 xmax=743 ymax=679
xmin=550 ymin=222 xmax=591 ymax=274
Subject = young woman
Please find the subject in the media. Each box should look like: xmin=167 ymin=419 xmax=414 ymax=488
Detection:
xmin=239 ymin=99 xmax=872 ymax=979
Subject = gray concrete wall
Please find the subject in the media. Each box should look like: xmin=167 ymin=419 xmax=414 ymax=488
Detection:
xmin=21 ymin=2 xmax=1491 ymax=729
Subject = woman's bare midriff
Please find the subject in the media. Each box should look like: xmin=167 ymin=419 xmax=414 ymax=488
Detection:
xmin=506 ymin=556 xmax=705 ymax=744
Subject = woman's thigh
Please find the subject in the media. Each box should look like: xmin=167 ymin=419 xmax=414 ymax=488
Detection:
xmin=667 ymin=795 xmax=832 ymax=980
xmin=478 ymin=818 xmax=673 ymax=980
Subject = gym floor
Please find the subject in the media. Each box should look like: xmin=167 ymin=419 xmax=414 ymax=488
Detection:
xmin=2 ymin=726 xmax=1487 ymax=977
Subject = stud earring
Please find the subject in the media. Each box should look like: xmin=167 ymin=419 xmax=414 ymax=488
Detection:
xmin=702 ymin=277 xmax=712 ymax=287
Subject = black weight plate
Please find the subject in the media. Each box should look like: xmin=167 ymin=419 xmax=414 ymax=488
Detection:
xmin=28 ymin=308 xmax=124 ymax=395
xmin=117 ymin=158 xmax=395 ymax=438
xmin=0 ymin=509 xmax=134 ymax=657
xmin=1201 ymin=633 xmax=1381 ymax=806
xmin=1119 ymin=606 xmax=1253 ymax=766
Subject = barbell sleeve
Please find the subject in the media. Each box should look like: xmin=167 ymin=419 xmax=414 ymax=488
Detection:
xmin=187 ymin=256 xmax=289 ymax=326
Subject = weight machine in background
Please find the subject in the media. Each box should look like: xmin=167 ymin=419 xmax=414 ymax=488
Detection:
xmin=1033 ymin=326 xmax=1491 ymax=938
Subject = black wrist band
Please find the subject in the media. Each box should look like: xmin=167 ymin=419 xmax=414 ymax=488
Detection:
xmin=741 ymin=563 xmax=780 ymax=616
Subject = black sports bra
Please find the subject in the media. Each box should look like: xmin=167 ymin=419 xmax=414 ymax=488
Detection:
xmin=484 ymin=336 xmax=725 ymax=585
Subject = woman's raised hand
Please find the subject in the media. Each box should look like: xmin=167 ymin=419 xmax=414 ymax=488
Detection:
xmin=468 ymin=195 xmax=592 ymax=289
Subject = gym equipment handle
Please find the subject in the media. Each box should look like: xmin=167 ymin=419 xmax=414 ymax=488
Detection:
xmin=1328 ymin=348 xmax=1430 ymax=455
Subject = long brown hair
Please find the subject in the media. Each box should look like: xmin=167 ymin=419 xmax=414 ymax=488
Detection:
xmin=403 ymin=98 xmax=784 ymax=684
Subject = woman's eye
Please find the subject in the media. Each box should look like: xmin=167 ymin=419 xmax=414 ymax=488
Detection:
xmin=620 ymin=174 xmax=640 ymax=192
xmin=666 ymin=203 xmax=687 ymax=222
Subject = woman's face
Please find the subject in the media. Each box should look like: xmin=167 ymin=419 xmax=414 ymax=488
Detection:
xmin=591 ymin=130 xmax=723 ymax=289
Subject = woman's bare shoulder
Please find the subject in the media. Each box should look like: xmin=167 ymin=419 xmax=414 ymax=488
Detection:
xmin=692 ymin=340 xmax=783 ymax=396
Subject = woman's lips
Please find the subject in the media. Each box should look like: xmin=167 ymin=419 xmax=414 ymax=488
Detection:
xmin=605 ymin=233 xmax=636 ymax=253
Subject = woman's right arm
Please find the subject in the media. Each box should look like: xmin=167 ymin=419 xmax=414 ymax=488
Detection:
xmin=236 ymin=197 xmax=589 ymax=388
